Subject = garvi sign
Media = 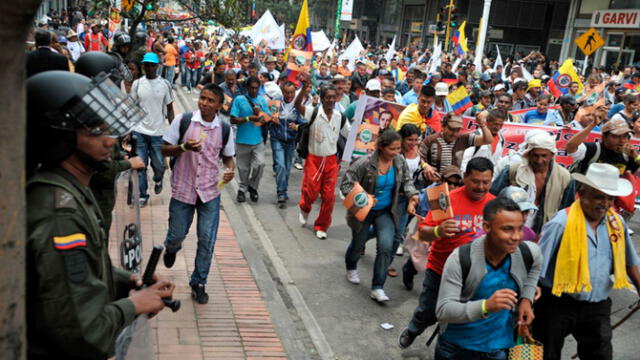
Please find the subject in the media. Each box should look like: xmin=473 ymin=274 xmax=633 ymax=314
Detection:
xmin=591 ymin=9 xmax=640 ymax=29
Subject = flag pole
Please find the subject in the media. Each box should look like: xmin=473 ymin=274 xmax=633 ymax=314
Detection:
xmin=473 ymin=0 xmax=492 ymax=69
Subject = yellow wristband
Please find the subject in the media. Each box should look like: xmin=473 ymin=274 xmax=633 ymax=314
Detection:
xmin=245 ymin=116 xmax=250 ymax=122
xmin=179 ymin=143 xmax=187 ymax=152
xmin=481 ymin=300 xmax=488 ymax=315
xmin=434 ymin=226 xmax=441 ymax=239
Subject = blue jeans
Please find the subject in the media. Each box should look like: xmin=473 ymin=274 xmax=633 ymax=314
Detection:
xmin=180 ymin=62 xmax=187 ymax=85
xmin=392 ymin=196 xmax=409 ymax=252
xmin=345 ymin=209 xmax=396 ymax=290
xmin=186 ymin=68 xmax=198 ymax=90
xmin=133 ymin=132 xmax=165 ymax=200
xmin=164 ymin=196 xmax=221 ymax=287
xmin=271 ymin=139 xmax=295 ymax=198
xmin=164 ymin=65 xmax=175 ymax=84
xmin=435 ymin=338 xmax=507 ymax=360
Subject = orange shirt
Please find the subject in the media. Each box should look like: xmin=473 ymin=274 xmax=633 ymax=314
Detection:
xmin=338 ymin=66 xmax=352 ymax=77
xmin=422 ymin=187 xmax=495 ymax=275
xmin=164 ymin=44 xmax=179 ymax=66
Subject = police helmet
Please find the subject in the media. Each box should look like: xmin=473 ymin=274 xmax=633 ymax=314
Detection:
xmin=75 ymin=52 xmax=117 ymax=78
xmin=113 ymin=32 xmax=132 ymax=47
xmin=27 ymin=71 xmax=145 ymax=172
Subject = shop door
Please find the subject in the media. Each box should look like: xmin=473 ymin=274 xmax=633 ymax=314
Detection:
xmin=600 ymin=47 xmax=635 ymax=67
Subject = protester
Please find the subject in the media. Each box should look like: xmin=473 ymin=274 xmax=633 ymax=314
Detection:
xmin=229 ymin=76 xmax=271 ymax=203
xmin=130 ymin=52 xmax=175 ymax=207
xmin=460 ymin=109 xmax=507 ymax=172
xmin=66 ymin=29 xmax=84 ymax=62
xmin=295 ymin=76 xmax=350 ymax=240
xmin=534 ymin=163 xmax=640 ymax=360
xmin=161 ymin=83 xmax=235 ymax=304
xmin=610 ymin=93 xmax=639 ymax=123
xmin=402 ymin=72 xmax=425 ymax=105
xmin=434 ymin=197 xmax=541 ymax=359
xmin=340 ymin=130 xmax=419 ymax=302
xmin=395 ymin=85 xmax=442 ymax=134
xmin=83 ymin=22 xmax=107 ymax=52
xmin=491 ymin=132 xmax=575 ymax=234
xmin=26 ymin=29 xmax=70 ymax=77
xmin=399 ymin=157 xmax=495 ymax=349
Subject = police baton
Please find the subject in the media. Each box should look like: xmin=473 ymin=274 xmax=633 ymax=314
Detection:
xmin=142 ymin=245 xmax=181 ymax=312
xmin=571 ymin=300 xmax=639 ymax=359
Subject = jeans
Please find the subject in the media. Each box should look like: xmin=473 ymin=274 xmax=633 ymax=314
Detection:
xmin=164 ymin=196 xmax=221 ymax=287
xmin=133 ymin=132 xmax=165 ymax=200
xmin=271 ymin=139 xmax=295 ymax=198
xmin=186 ymin=68 xmax=198 ymax=90
xmin=345 ymin=209 xmax=396 ymax=290
xmin=392 ymin=195 xmax=409 ymax=254
xmin=180 ymin=62 xmax=187 ymax=86
xmin=164 ymin=65 xmax=175 ymax=84
xmin=407 ymin=268 xmax=441 ymax=335
xmin=435 ymin=338 xmax=507 ymax=360
xmin=196 ymin=66 xmax=204 ymax=85
xmin=236 ymin=142 xmax=265 ymax=192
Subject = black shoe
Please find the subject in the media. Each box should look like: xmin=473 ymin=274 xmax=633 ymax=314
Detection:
xmin=191 ymin=284 xmax=209 ymax=304
xmin=154 ymin=181 xmax=163 ymax=195
xmin=163 ymin=251 xmax=176 ymax=268
xmin=277 ymin=195 xmax=286 ymax=208
xmin=248 ymin=187 xmax=259 ymax=202
xmin=237 ymin=190 xmax=246 ymax=203
xmin=402 ymin=264 xmax=415 ymax=291
xmin=398 ymin=327 xmax=417 ymax=349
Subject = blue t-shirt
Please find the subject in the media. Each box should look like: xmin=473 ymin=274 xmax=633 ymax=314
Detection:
xmin=402 ymin=89 xmax=419 ymax=105
xmin=522 ymin=109 xmax=549 ymax=124
xmin=372 ymin=166 xmax=395 ymax=210
xmin=441 ymin=257 xmax=518 ymax=353
xmin=230 ymin=95 xmax=271 ymax=145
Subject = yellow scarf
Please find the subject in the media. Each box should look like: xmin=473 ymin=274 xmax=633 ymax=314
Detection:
xmin=552 ymin=199 xmax=631 ymax=296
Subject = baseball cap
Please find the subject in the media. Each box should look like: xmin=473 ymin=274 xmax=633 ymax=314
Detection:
xmin=527 ymin=79 xmax=542 ymax=91
xmin=444 ymin=114 xmax=463 ymax=129
xmin=480 ymin=73 xmax=492 ymax=82
xmin=365 ymin=79 xmax=382 ymax=92
xmin=494 ymin=83 xmax=506 ymax=91
xmin=479 ymin=90 xmax=492 ymax=98
xmin=142 ymin=52 xmax=161 ymax=64
xmin=332 ymin=74 xmax=346 ymax=83
xmin=265 ymin=55 xmax=276 ymax=63
xmin=498 ymin=186 xmax=538 ymax=212
xmin=558 ymin=95 xmax=577 ymax=105
xmin=441 ymin=165 xmax=462 ymax=180
xmin=601 ymin=118 xmax=633 ymax=135
xmin=615 ymin=87 xmax=627 ymax=95
xmin=435 ymin=82 xmax=449 ymax=96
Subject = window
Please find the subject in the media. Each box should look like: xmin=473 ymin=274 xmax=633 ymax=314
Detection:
xmin=610 ymin=0 xmax=640 ymax=9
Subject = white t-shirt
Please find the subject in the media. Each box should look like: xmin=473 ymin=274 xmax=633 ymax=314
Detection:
xmin=304 ymin=104 xmax=350 ymax=157
xmin=131 ymin=77 xmax=174 ymax=136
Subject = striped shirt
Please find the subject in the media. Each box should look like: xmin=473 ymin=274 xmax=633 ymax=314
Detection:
xmin=163 ymin=111 xmax=235 ymax=205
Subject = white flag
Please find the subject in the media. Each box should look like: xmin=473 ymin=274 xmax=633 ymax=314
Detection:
xmin=428 ymin=42 xmax=442 ymax=75
xmin=251 ymin=10 xmax=285 ymax=49
xmin=384 ymin=36 xmax=396 ymax=64
xmin=493 ymin=45 xmax=503 ymax=71
xmin=339 ymin=36 xmax=364 ymax=71
xmin=521 ymin=64 xmax=533 ymax=81
xmin=311 ymin=30 xmax=332 ymax=51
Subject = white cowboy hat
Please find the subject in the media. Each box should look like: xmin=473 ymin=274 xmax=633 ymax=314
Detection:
xmin=572 ymin=163 xmax=633 ymax=197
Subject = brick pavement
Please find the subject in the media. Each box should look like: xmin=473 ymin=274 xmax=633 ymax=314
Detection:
xmin=110 ymin=175 xmax=288 ymax=360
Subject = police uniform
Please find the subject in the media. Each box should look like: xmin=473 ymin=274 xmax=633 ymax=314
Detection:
xmin=27 ymin=167 xmax=136 ymax=359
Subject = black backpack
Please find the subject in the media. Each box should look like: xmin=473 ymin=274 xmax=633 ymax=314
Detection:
xmin=169 ymin=112 xmax=231 ymax=170
xmin=458 ymin=241 xmax=533 ymax=286
xmin=295 ymin=105 xmax=346 ymax=159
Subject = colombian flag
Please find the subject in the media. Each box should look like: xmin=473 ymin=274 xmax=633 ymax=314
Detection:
xmin=451 ymin=21 xmax=469 ymax=57
xmin=287 ymin=0 xmax=313 ymax=83
xmin=548 ymin=59 xmax=583 ymax=98
xmin=446 ymin=86 xmax=472 ymax=115
xmin=53 ymin=233 xmax=87 ymax=250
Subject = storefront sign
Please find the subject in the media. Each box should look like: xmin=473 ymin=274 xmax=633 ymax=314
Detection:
xmin=591 ymin=9 xmax=640 ymax=29
xmin=340 ymin=0 xmax=354 ymax=21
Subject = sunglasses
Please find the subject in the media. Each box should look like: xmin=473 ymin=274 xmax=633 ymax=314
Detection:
xmin=446 ymin=180 xmax=462 ymax=187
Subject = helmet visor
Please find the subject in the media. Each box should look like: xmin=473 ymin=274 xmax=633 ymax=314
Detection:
xmin=65 ymin=75 xmax=146 ymax=137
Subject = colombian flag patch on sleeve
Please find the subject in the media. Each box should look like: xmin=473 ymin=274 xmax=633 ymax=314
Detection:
xmin=53 ymin=233 xmax=87 ymax=250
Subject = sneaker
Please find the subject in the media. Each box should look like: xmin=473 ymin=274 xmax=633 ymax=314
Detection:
xmin=248 ymin=187 xmax=259 ymax=202
xmin=370 ymin=289 xmax=390 ymax=303
xmin=191 ymin=284 xmax=209 ymax=304
xmin=396 ymin=246 xmax=404 ymax=256
xmin=163 ymin=250 xmax=177 ymax=268
xmin=315 ymin=230 xmax=327 ymax=239
xmin=346 ymin=270 xmax=360 ymax=284
xmin=139 ymin=198 xmax=148 ymax=207
xmin=630 ymin=228 xmax=635 ymax=235
xmin=294 ymin=162 xmax=303 ymax=170
xmin=398 ymin=327 xmax=417 ymax=349
xmin=237 ymin=190 xmax=246 ymax=203
xmin=277 ymin=195 xmax=287 ymax=208
xmin=298 ymin=211 xmax=309 ymax=226
xmin=187 ymin=89 xmax=192 ymax=94
xmin=154 ymin=181 xmax=163 ymax=195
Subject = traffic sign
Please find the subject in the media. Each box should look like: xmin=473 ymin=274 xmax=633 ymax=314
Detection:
xmin=575 ymin=28 xmax=605 ymax=56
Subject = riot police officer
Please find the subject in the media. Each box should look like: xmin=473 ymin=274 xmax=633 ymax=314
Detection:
xmin=26 ymin=70 xmax=175 ymax=359
xmin=74 ymin=52 xmax=145 ymax=234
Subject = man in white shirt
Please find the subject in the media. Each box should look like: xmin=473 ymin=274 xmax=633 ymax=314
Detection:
xmin=66 ymin=30 xmax=85 ymax=62
xmin=130 ymin=52 xmax=175 ymax=206
xmin=294 ymin=76 xmax=350 ymax=239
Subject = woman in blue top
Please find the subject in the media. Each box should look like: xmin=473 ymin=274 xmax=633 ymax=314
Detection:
xmin=340 ymin=130 xmax=419 ymax=303
xmin=522 ymin=94 xmax=563 ymax=126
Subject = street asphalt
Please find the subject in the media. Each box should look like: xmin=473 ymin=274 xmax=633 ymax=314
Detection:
xmin=176 ymin=86 xmax=640 ymax=360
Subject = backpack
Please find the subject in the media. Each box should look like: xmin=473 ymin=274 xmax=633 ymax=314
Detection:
xmin=458 ymin=241 xmax=533 ymax=286
xmin=295 ymin=105 xmax=347 ymax=159
xmin=169 ymin=112 xmax=231 ymax=170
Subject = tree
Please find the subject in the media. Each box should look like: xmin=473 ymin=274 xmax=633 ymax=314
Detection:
xmin=0 ymin=0 xmax=44 ymax=358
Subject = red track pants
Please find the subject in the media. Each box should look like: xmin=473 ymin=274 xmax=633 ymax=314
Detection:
xmin=298 ymin=153 xmax=339 ymax=232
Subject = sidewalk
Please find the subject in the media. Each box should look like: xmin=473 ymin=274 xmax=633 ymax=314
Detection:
xmin=110 ymin=175 xmax=288 ymax=360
